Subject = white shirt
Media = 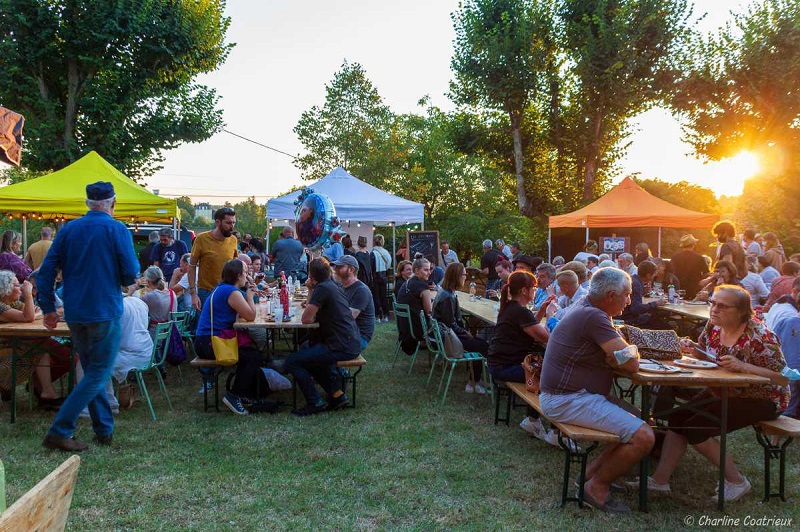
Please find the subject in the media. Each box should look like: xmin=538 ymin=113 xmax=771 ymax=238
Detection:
xmin=740 ymin=271 xmax=769 ymax=307
xmin=439 ymin=249 xmax=459 ymax=268
xmin=765 ymin=303 xmax=798 ymax=331
xmin=554 ymin=285 xmax=588 ymax=320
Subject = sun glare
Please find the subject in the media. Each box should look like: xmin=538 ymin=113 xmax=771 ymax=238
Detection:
xmin=704 ymin=150 xmax=761 ymax=197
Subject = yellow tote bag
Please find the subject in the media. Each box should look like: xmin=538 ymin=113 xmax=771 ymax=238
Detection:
xmin=210 ymin=288 xmax=239 ymax=366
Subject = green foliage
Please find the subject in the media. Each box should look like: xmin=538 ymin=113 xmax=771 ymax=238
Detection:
xmin=0 ymin=0 xmax=233 ymax=179
xmin=232 ymin=196 xmax=267 ymax=238
xmin=175 ymin=196 xmax=195 ymax=219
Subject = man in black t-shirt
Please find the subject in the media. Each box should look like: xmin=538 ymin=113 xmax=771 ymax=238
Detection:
xmin=480 ymin=239 xmax=502 ymax=296
xmin=396 ymin=258 xmax=435 ymax=355
xmin=712 ymin=220 xmax=746 ymax=279
xmin=332 ymin=255 xmax=375 ymax=348
xmin=670 ymin=234 xmax=709 ymax=299
xmin=287 ymin=258 xmax=361 ymax=416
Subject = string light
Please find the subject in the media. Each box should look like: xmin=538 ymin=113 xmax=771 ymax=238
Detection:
xmin=357 ymin=222 xmax=361 ymax=227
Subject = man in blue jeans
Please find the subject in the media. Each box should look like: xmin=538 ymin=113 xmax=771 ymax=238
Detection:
xmin=288 ymin=257 xmax=361 ymax=416
xmin=38 ymin=181 xmax=140 ymax=451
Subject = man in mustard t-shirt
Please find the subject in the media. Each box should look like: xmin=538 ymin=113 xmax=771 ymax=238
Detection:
xmin=24 ymin=226 xmax=54 ymax=269
xmin=187 ymin=207 xmax=238 ymax=311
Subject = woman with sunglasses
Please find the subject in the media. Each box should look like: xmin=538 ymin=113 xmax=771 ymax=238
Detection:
xmin=637 ymin=285 xmax=788 ymax=502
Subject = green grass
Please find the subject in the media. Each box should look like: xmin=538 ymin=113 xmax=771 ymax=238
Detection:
xmin=2 ymin=322 xmax=799 ymax=530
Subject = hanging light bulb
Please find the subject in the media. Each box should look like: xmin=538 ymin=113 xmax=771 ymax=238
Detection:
xmin=357 ymin=221 xmax=361 ymax=227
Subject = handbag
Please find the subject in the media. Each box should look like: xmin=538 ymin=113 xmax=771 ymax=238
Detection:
xmin=210 ymin=287 xmax=239 ymax=366
xmin=521 ymin=353 xmax=543 ymax=394
xmin=621 ymin=325 xmax=681 ymax=360
xmin=439 ymin=323 xmax=464 ymax=359
xmin=118 ymin=383 xmax=138 ymax=409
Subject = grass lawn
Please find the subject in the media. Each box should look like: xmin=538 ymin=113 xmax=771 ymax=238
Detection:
xmin=2 ymin=321 xmax=799 ymax=530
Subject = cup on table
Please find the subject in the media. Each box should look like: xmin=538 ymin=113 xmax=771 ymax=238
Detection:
xmin=677 ymin=290 xmax=687 ymax=303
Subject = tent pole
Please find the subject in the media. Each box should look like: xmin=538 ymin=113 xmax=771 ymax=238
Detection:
xmin=392 ymin=224 xmax=396 ymax=267
xmin=548 ymin=227 xmax=552 ymax=262
xmin=22 ymin=217 xmax=27 ymax=254
xmin=658 ymin=227 xmax=662 ymax=258
xmin=585 ymin=226 xmax=589 ymax=245
xmin=421 ymin=218 xmax=424 ymax=231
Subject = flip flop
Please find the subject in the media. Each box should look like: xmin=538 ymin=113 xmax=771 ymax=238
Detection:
xmin=582 ymin=490 xmax=631 ymax=514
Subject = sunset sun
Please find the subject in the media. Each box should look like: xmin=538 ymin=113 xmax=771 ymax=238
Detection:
xmin=703 ymin=150 xmax=761 ymax=197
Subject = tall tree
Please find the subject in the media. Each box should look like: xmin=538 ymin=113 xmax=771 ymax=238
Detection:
xmin=450 ymin=0 xmax=555 ymax=217
xmin=560 ymin=0 xmax=691 ymax=201
xmin=293 ymin=60 xmax=399 ymax=185
xmin=0 ymin=0 xmax=232 ymax=179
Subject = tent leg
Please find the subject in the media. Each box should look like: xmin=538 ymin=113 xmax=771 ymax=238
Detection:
xmin=585 ymin=227 xmax=589 ymax=245
xmin=392 ymin=224 xmax=396 ymax=266
xmin=548 ymin=228 xmax=552 ymax=263
xmin=658 ymin=227 xmax=662 ymax=258
xmin=22 ymin=217 xmax=27 ymax=255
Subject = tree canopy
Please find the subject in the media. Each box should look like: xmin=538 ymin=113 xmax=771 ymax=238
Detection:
xmin=0 ymin=0 xmax=232 ymax=179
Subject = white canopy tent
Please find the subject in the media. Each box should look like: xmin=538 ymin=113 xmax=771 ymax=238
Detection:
xmin=266 ymin=167 xmax=425 ymax=258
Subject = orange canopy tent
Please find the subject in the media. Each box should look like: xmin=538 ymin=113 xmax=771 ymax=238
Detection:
xmin=548 ymin=177 xmax=718 ymax=256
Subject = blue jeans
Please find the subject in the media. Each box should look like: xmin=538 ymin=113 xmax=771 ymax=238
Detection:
xmin=287 ymin=342 xmax=358 ymax=405
xmin=48 ymin=319 xmax=122 ymax=438
xmin=488 ymin=363 xmax=524 ymax=383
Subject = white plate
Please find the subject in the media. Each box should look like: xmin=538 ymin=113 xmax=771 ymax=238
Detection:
xmin=673 ymin=358 xmax=718 ymax=369
xmin=684 ymin=301 xmax=709 ymax=306
xmin=639 ymin=362 xmax=681 ymax=374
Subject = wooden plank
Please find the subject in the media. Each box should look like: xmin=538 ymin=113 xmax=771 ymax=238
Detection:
xmin=455 ymin=291 xmax=498 ymax=326
xmin=0 ymin=455 xmax=80 ymax=532
xmin=0 ymin=319 xmax=71 ymax=338
xmin=234 ymin=303 xmax=319 ymax=330
xmin=337 ymin=355 xmax=366 ymax=368
xmin=644 ymin=297 xmax=710 ymax=321
xmin=619 ymin=366 xmax=770 ymax=387
xmin=507 ymin=383 xmax=621 ymax=443
xmin=757 ymin=415 xmax=800 ymax=437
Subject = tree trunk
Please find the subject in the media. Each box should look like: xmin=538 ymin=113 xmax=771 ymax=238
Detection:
xmin=583 ymin=93 xmax=606 ymax=202
xmin=64 ymin=58 xmax=80 ymax=161
xmin=509 ymin=111 xmax=529 ymax=216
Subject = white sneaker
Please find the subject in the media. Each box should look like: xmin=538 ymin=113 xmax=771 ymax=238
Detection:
xmin=383 ymin=317 xmax=390 ymax=323
xmin=711 ymin=476 xmax=751 ymax=503
xmin=473 ymin=383 xmax=487 ymax=395
xmin=519 ymin=417 xmax=545 ymax=438
xmin=625 ymin=476 xmax=671 ymax=493
xmin=465 ymin=383 xmax=475 ymax=394
xmin=197 ymin=381 xmax=213 ymax=394
xmin=542 ymin=429 xmax=581 ymax=451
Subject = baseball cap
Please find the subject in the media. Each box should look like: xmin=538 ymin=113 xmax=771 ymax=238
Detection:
xmin=332 ymin=255 xmax=359 ymax=270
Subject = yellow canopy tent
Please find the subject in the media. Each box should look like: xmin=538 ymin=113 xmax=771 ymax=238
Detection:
xmin=0 ymin=151 xmax=179 ymax=224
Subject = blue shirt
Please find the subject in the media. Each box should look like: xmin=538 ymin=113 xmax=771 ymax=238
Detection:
xmin=196 ymin=283 xmax=239 ymax=336
xmin=322 ymin=242 xmax=344 ymax=262
xmin=271 ymin=236 xmax=304 ymax=276
xmin=38 ymin=210 xmax=139 ymax=323
xmin=774 ymin=316 xmax=800 ymax=369
xmin=150 ymin=239 xmax=188 ymax=279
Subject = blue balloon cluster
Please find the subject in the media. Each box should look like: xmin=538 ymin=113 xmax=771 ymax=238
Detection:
xmin=294 ymin=188 xmax=341 ymax=250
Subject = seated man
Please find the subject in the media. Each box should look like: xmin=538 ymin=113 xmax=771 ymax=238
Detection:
xmin=764 ymin=276 xmax=800 ymax=330
xmin=487 ymin=258 xmax=513 ymax=299
xmin=619 ymin=260 xmax=667 ymax=328
xmin=539 ymin=267 xmax=655 ymax=514
xmin=533 ymin=263 xmax=557 ymax=310
xmin=396 ymin=258 xmax=435 ymax=355
xmin=332 ymin=255 xmax=375 ymax=350
xmin=512 ymin=255 xmax=541 ymax=274
xmin=287 ymin=258 xmax=361 ymax=416
xmin=545 ymin=269 xmax=587 ymax=331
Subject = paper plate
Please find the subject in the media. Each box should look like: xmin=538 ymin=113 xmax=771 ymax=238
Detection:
xmin=639 ymin=362 xmax=681 ymax=374
xmin=673 ymin=358 xmax=718 ymax=370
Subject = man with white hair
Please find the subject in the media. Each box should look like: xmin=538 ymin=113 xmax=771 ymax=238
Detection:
xmin=617 ymin=253 xmax=637 ymax=277
xmin=495 ymin=238 xmax=513 ymax=260
xmin=540 ymin=267 xmax=654 ymax=513
xmin=24 ymin=226 xmax=54 ymax=270
xmin=545 ymin=269 xmax=588 ymax=330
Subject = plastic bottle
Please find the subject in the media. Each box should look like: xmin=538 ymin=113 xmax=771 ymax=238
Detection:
xmin=469 ymin=281 xmax=476 ymax=301
xmin=668 ymin=284 xmax=676 ymax=304
xmin=279 ymin=272 xmax=290 ymax=321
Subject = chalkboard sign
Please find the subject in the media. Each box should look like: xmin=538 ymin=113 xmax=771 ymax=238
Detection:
xmin=407 ymin=231 xmax=440 ymax=266
xmin=601 ymin=236 xmax=629 ymax=256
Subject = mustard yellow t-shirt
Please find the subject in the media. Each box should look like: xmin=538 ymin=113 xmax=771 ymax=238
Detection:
xmin=24 ymin=239 xmax=53 ymax=269
xmin=190 ymin=232 xmax=238 ymax=291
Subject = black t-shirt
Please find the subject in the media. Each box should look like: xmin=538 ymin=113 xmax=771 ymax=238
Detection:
xmin=719 ymin=240 xmax=746 ymax=280
xmin=670 ymin=249 xmax=708 ymax=299
xmin=397 ymin=276 xmax=429 ymax=341
xmin=309 ymin=279 xmax=361 ymax=355
xmin=481 ymin=250 xmax=501 ymax=280
xmin=487 ymin=301 xmax=542 ymax=366
xmin=343 ymin=280 xmax=375 ymax=341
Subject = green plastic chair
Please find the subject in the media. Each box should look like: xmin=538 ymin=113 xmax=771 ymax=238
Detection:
xmin=423 ymin=312 xmax=492 ymax=405
xmin=391 ymin=300 xmax=422 ymax=374
xmin=132 ymin=321 xmax=173 ymax=421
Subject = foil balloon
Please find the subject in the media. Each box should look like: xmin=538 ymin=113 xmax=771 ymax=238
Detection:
xmin=294 ymin=188 xmax=341 ymax=250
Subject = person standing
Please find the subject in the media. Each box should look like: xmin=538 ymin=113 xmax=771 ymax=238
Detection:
xmin=24 ymin=226 xmax=54 ymax=270
xmin=439 ymin=241 xmax=459 ymax=268
xmin=188 ymin=207 xmax=238 ymax=311
xmin=670 ymin=234 xmax=709 ymax=300
xmin=271 ymin=226 xmax=304 ymax=279
xmin=480 ymin=239 xmax=502 ymax=296
xmin=371 ymin=234 xmax=392 ymax=323
xmin=38 ymin=181 xmax=139 ymax=451
xmin=150 ymin=227 xmax=188 ymax=281
xmin=712 ymin=220 xmax=746 ymax=279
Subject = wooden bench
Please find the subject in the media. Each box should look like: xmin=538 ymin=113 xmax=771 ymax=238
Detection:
xmin=754 ymin=415 xmax=800 ymax=502
xmin=189 ymin=357 xmax=226 ymax=412
xmin=506 ymin=383 xmax=620 ymax=507
xmin=0 ymin=455 xmax=80 ymax=531
xmin=291 ymin=355 xmax=367 ymax=409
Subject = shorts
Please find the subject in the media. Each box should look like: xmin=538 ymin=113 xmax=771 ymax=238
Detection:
xmin=540 ymin=389 xmax=645 ymax=443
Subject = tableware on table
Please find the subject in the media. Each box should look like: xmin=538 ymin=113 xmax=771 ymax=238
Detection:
xmin=673 ymin=357 xmax=718 ymax=370
xmin=677 ymin=289 xmax=687 ymax=303
xmin=693 ymin=347 xmax=717 ymax=362
xmin=638 ymin=360 xmax=681 ymax=374
xmin=684 ymin=300 xmax=708 ymax=306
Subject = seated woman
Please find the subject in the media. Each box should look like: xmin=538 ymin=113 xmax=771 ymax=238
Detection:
xmin=194 ymin=259 xmax=261 ymax=415
xmin=0 ymin=270 xmax=68 ymax=409
xmin=170 ymin=253 xmax=193 ymax=312
xmin=393 ymin=259 xmax=413 ymax=298
xmin=0 ymin=230 xmax=32 ymax=283
xmin=486 ymin=271 xmax=551 ymax=441
xmin=651 ymin=257 xmax=679 ymax=294
xmin=136 ymin=266 xmax=177 ymax=338
xmin=697 ymin=260 xmax=740 ymax=301
xmin=433 ymin=263 xmax=489 ymax=394
xmin=639 ymin=285 xmax=788 ymax=502
xmin=396 ymin=258 xmax=435 ymax=355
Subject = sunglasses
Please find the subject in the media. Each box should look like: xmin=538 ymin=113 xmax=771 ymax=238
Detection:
xmin=709 ymin=300 xmax=735 ymax=310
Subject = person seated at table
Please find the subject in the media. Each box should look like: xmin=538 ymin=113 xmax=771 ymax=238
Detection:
xmin=586 ymin=255 xmax=600 ymax=276
xmin=697 ymin=260 xmax=741 ymax=301
xmin=619 ymin=260 xmax=667 ymax=328
xmin=764 ymin=276 xmax=800 ymax=331
xmin=0 ymin=230 xmax=32 ymax=283
xmin=764 ymin=260 xmax=800 ymax=311
xmin=429 ymin=265 xmax=445 ymax=289
xmin=617 ymin=253 xmax=637 ymax=276
xmin=739 ymin=256 xmax=769 ymax=308
xmin=487 ymin=258 xmax=512 ymax=299
xmin=487 ymin=271 xmax=551 ymax=440
xmin=650 ymin=257 xmax=679 ymax=294
xmin=757 ymin=255 xmax=780 ymax=290
xmin=170 ymin=253 xmax=194 ymax=312
xmin=539 ymin=267 xmax=654 ymax=514
xmin=393 ymin=260 xmax=413 ymax=298
xmin=194 ymin=259 xmax=261 ymax=415
xmin=0 ymin=270 xmax=68 ymax=410
xmin=434 ymin=263 xmax=490 ymax=394
xmin=533 ymin=263 xmax=557 ymax=310
xmin=642 ymin=285 xmax=788 ymax=502
xmin=561 ymin=260 xmax=590 ymax=289
xmin=332 ymin=255 xmax=375 ymax=350
xmin=288 ymin=258 xmax=362 ymax=416
xmin=512 ymin=255 xmax=540 ymax=274
xmin=397 ymin=258 xmax=435 ymax=356
xmin=135 ymin=266 xmax=177 ymax=339
xmin=544 ymin=269 xmax=588 ymax=330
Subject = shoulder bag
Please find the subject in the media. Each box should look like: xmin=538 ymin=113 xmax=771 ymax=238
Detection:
xmin=621 ymin=324 xmax=681 ymax=360
xmin=210 ymin=287 xmax=239 ymax=366
xmin=439 ymin=323 xmax=464 ymax=358
xmin=521 ymin=354 xmax=543 ymax=394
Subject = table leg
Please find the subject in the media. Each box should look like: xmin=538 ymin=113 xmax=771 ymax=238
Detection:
xmin=638 ymin=384 xmax=651 ymax=512
xmin=9 ymin=344 xmax=17 ymax=424
xmin=718 ymin=388 xmax=729 ymax=511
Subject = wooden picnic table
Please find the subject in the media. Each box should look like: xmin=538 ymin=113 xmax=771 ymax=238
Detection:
xmin=234 ymin=301 xmax=318 ymax=356
xmin=644 ymin=297 xmax=710 ymax=320
xmin=0 ymin=318 xmax=73 ymax=423
xmin=616 ymin=364 xmax=769 ymax=512
xmin=455 ymin=290 xmax=498 ymax=326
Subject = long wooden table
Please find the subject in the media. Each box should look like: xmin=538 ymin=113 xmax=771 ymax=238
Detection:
xmin=616 ymin=364 xmax=769 ymax=512
xmin=0 ymin=318 xmax=73 ymax=423
xmin=644 ymin=297 xmax=711 ymax=321
xmin=455 ymin=290 xmax=498 ymax=326
xmin=234 ymin=302 xmax=318 ymax=356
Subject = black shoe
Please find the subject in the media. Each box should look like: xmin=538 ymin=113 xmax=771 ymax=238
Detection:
xmin=326 ymin=394 xmax=350 ymax=411
xmin=291 ymin=403 xmax=327 ymax=417
xmin=93 ymin=434 xmax=113 ymax=445
xmin=38 ymin=396 xmax=65 ymax=411
xmin=42 ymin=434 xmax=88 ymax=452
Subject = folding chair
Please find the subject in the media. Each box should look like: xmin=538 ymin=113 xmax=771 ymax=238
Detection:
xmin=132 ymin=321 xmax=173 ymax=421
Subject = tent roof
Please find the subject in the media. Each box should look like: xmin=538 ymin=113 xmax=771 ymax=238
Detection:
xmin=0 ymin=151 xmax=178 ymax=223
xmin=548 ymin=177 xmax=718 ymax=228
xmin=266 ymin=167 xmax=424 ymax=226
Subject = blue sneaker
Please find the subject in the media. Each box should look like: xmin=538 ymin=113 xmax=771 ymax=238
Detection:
xmin=222 ymin=393 xmax=248 ymax=415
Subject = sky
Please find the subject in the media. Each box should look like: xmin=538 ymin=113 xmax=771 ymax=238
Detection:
xmin=146 ymin=0 xmax=754 ymax=203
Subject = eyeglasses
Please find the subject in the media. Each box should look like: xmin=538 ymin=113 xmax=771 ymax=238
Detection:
xmin=709 ymin=300 xmax=736 ymax=310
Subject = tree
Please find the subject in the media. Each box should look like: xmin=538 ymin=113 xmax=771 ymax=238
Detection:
xmin=0 ymin=0 xmax=232 ymax=179
xmin=451 ymin=0 xmax=555 ymax=217
xmin=293 ymin=60 xmax=399 ymax=185
xmin=232 ymin=196 xmax=267 ymax=238
xmin=175 ymin=196 xmax=195 ymax=219
xmin=559 ymin=0 xmax=691 ymax=201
